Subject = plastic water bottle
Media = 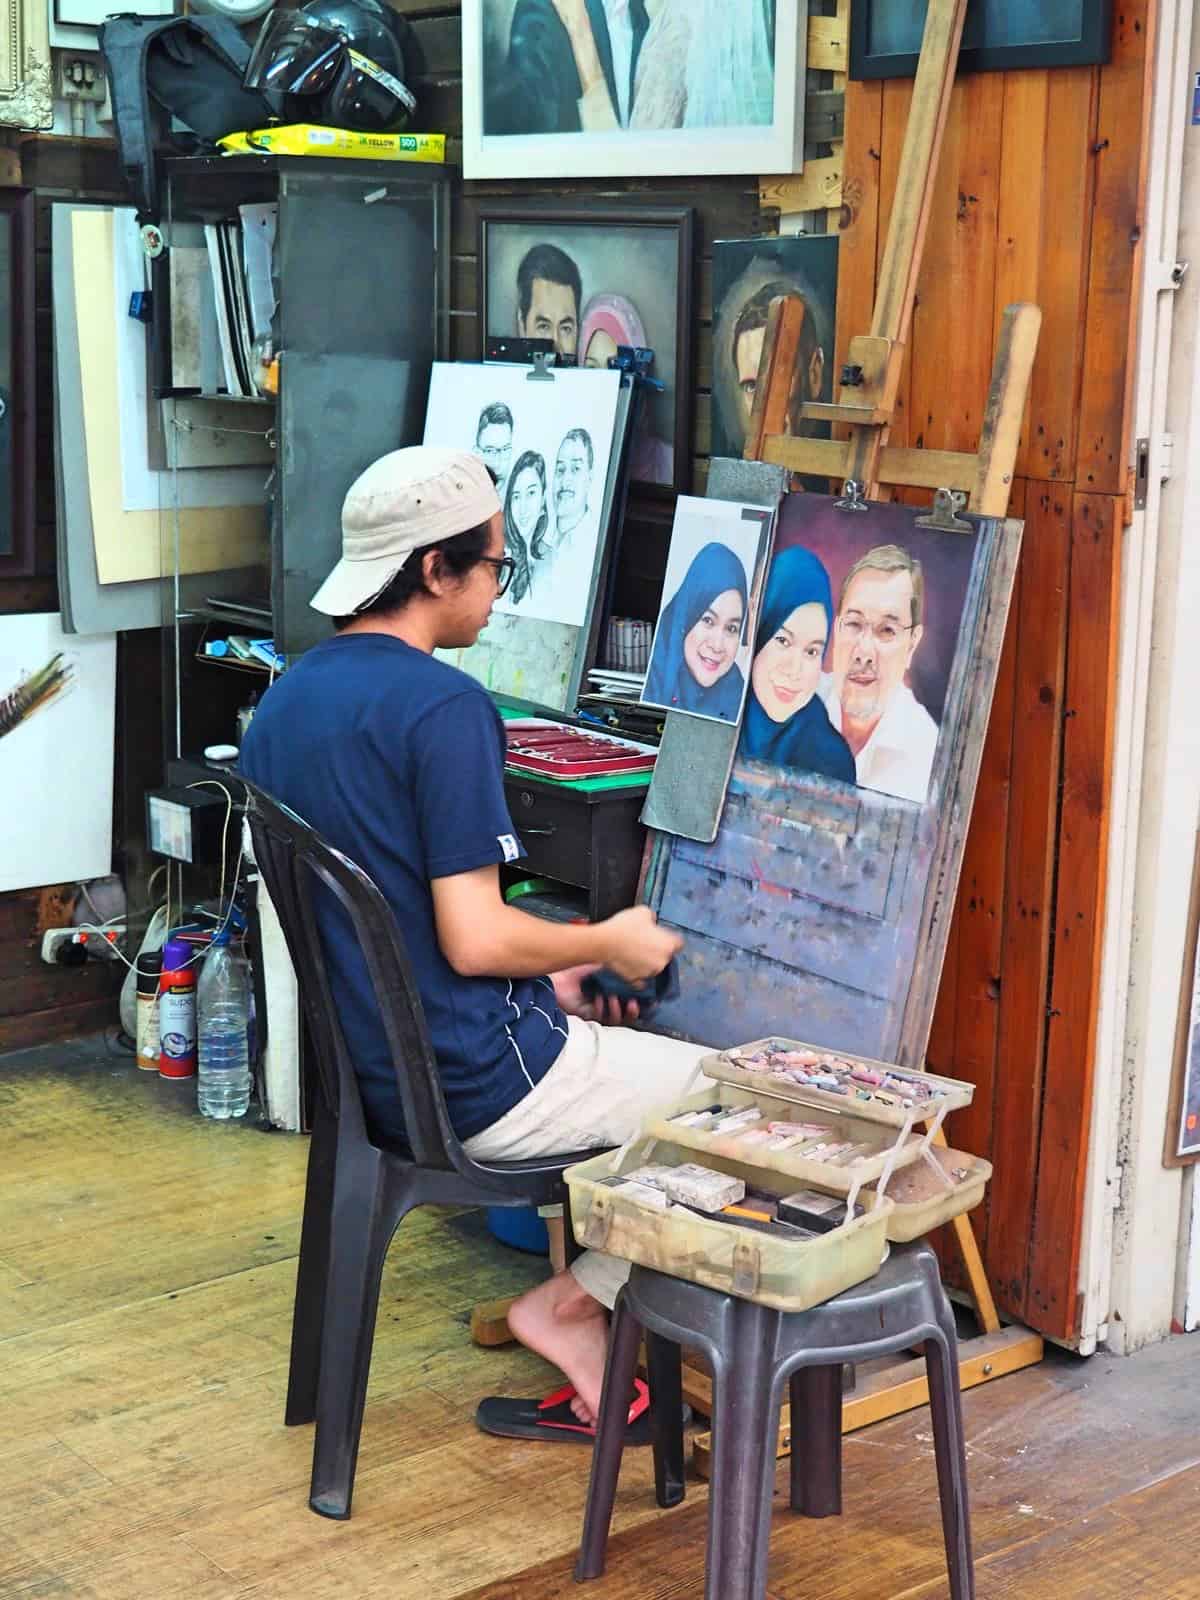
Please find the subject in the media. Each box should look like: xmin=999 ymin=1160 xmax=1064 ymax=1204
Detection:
xmin=197 ymin=932 xmax=252 ymax=1119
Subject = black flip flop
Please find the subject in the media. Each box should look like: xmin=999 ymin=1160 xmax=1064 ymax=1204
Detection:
xmin=476 ymin=1378 xmax=656 ymax=1445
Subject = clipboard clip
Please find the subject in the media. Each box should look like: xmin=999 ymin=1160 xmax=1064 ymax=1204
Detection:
xmin=835 ymin=478 xmax=870 ymax=514
xmin=915 ymin=487 xmax=973 ymax=533
xmin=527 ymin=348 xmax=558 ymax=382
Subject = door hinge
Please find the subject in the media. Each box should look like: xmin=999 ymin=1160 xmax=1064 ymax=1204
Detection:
xmin=1134 ymin=438 xmax=1150 ymax=508
xmin=1133 ymin=435 xmax=1175 ymax=510
xmin=1151 ymin=259 xmax=1189 ymax=292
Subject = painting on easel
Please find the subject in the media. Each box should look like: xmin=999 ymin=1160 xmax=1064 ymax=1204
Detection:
xmin=642 ymin=489 xmax=1019 ymax=1062
xmin=641 ymin=495 xmax=772 ymax=727
xmin=740 ymin=495 xmax=977 ymax=804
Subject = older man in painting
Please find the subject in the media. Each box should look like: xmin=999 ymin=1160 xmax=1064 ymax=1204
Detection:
xmin=820 ymin=544 xmax=939 ymax=804
xmin=552 ymin=426 xmax=594 ymax=539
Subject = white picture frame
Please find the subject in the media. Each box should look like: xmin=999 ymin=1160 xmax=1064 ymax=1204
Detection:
xmin=463 ymin=0 xmax=807 ymax=181
xmin=0 ymin=0 xmax=51 ymax=130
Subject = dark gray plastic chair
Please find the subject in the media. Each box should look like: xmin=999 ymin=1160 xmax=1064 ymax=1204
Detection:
xmin=577 ymin=1242 xmax=974 ymax=1600
xmin=242 ymin=778 xmax=602 ymax=1521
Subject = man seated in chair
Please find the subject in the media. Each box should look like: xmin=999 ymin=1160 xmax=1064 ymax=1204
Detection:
xmin=241 ymin=446 xmax=708 ymax=1445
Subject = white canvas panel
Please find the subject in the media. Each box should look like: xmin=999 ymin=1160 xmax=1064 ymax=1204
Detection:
xmin=0 ymin=614 xmax=116 ymax=892
xmin=422 ymin=360 xmax=622 ymax=628
xmin=641 ymin=496 xmax=769 ymax=726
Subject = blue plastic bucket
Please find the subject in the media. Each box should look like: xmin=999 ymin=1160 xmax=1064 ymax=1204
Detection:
xmin=485 ymin=1205 xmax=550 ymax=1255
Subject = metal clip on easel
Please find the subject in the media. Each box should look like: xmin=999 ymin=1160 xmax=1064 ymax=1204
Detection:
xmin=916 ymin=487 xmax=973 ymax=533
xmin=609 ymin=344 xmax=665 ymax=393
xmin=527 ymin=349 xmax=557 ymax=382
xmin=835 ymin=478 xmax=870 ymax=513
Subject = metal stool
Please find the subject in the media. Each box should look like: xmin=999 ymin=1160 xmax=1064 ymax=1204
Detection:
xmin=577 ymin=1241 xmax=974 ymax=1600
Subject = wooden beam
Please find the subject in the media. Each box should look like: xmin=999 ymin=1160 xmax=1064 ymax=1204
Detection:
xmin=759 ymin=158 xmax=843 ymax=217
xmin=689 ymin=1323 xmax=1044 ymax=1476
xmin=932 ymin=1126 xmax=1001 ymax=1334
xmin=469 ymin=1296 xmax=517 ymax=1348
xmin=808 ymin=12 xmax=849 ymax=74
xmin=757 ymin=435 xmax=980 ymax=497
xmin=743 ymin=294 xmax=808 ymax=463
xmin=974 ymin=303 xmax=1044 ymax=517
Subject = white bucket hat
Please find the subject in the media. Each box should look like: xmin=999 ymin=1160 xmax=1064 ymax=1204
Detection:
xmin=310 ymin=446 xmax=501 ymax=616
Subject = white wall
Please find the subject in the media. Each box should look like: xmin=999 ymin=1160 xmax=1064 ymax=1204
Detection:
xmin=1088 ymin=0 xmax=1200 ymax=1355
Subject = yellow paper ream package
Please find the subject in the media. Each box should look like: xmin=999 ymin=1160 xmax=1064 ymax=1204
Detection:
xmin=217 ymin=125 xmax=446 ymax=163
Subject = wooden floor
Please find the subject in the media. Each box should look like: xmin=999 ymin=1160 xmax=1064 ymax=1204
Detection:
xmin=2 ymin=1039 xmax=1199 ymax=1600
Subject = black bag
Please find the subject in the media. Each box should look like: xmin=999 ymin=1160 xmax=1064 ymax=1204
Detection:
xmin=99 ymin=13 xmax=276 ymax=223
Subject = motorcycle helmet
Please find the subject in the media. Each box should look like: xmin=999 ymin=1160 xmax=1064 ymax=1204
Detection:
xmin=245 ymin=0 xmax=418 ymax=132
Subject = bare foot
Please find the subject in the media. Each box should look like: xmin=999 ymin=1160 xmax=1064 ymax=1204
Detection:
xmin=507 ymin=1270 xmax=611 ymax=1422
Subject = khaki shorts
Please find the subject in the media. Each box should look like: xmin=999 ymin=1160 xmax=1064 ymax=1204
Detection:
xmin=463 ymin=1014 xmax=711 ymax=1307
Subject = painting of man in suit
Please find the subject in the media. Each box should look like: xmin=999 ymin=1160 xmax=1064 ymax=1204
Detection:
xmin=480 ymin=0 xmax=782 ymax=137
xmin=483 ymin=0 xmax=651 ymax=135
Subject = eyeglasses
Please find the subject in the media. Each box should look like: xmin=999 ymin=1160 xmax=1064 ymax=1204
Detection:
xmin=837 ymin=613 xmax=916 ymax=648
xmin=480 ymin=555 xmax=517 ymax=596
xmin=478 ymin=444 xmax=511 ymax=463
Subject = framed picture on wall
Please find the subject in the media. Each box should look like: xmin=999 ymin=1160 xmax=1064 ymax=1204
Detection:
xmin=851 ymin=0 xmax=1114 ymax=79
xmin=710 ymin=233 xmax=838 ymax=464
xmin=0 ymin=0 xmax=51 ymax=128
xmin=476 ymin=202 xmax=694 ymax=496
xmin=1165 ymin=830 xmax=1200 ymax=1168
xmin=462 ymin=0 xmax=808 ymax=179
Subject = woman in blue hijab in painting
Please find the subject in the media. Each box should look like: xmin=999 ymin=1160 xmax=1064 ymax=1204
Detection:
xmin=740 ymin=545 xmax=857 ymax=784
xmin=644 ymin=541 xmax=749 ymax=721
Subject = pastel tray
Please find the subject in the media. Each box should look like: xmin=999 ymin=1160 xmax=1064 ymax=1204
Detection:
xmin=863 ymin=1145 xmax=992 ymax=1242
xmin=566 ymin=1140 xmax=893 ymax=1313
xmin=642 ymin=1083 xmax=924 ymax=1197
xmin=700 ymin=1038 xmax=976 ymax=1129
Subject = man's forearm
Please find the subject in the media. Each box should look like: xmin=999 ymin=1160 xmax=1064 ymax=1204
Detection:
xmin=439 ymin=897 xmax=613 ymax=979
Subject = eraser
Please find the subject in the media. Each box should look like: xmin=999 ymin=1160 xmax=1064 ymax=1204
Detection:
xmin=661 ymin=1163 xmax=745 ymax=1213
xmin=612 ymin=1180 xmax=669 ymax=1209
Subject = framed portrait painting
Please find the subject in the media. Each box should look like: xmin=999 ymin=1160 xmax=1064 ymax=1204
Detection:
xmin=463 ymin=0 xmax=808 ymax=180
xmin=477 ymin=202 xmax=694 ymax=495
xmin=851 ymin=0 xmax=1114 ymax=79
xmin=711 ymin=233 xmax=838 ymax=464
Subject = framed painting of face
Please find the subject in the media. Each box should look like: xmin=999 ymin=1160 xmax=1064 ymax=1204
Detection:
xmin=711 ymin=234 xmax=838 ymax=467
xmin=477 ymin=202 xmax=695 ymax=496
xmin=463 ymin=0 xmax=808 ymax=180
xmin=851 ymin=0 xmax=1114 ymax=78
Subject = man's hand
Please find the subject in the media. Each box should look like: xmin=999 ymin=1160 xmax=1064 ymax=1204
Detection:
xmin=599 ymin=906 xmax=683 ymax=984
xmin=551 ymin=964 xmax=640 ymax=1026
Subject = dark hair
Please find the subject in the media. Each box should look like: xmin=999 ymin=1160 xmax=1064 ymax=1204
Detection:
xmin=476 ymin=401 xmax=514 ymax=441
xmin=504 ymin=450 xmax=549 ymax=598
xmin=516 ymin=243 xmax=582 ymax=324
xmin=333 ymin=466 xmax=500 ymax=628
xmin=557 ymin=426 xmax=594 ymax=472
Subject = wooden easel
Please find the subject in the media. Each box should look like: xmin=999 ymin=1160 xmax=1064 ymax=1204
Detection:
xmin=683 ymin=0 xmax=1045 ymax=1474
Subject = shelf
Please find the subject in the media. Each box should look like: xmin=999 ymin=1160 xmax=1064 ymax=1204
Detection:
xmin=156 ymin=389 xmax=275 ymax=405
xmin=177 ymin=605 xmax=273 ymax=628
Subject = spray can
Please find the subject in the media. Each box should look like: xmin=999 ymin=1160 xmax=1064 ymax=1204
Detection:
xmin=135 ymin=951 xmax=162 ymax=1071
xmin=158 ymin=937 xmax=197 ymax=1079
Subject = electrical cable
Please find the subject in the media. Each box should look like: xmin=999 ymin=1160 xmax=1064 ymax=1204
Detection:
xmin=72 ymin=784 xmax=243 ymax=972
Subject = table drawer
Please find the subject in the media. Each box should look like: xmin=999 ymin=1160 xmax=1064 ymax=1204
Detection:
xmin=508 ymin=783 xmax=593 ymax=890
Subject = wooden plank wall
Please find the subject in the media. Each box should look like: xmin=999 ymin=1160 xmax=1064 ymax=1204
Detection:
xmin=2 ymin=0 xmax=1150 ymax=1337
xmin=835 ymin=4 xmax=1151 ymax=1339
xmin=400 ymin=1 xmax=1150 ymax=1340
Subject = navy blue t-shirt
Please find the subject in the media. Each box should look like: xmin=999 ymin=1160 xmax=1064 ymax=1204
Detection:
xmin=240 ymin=633 xmax=568 ymax=1143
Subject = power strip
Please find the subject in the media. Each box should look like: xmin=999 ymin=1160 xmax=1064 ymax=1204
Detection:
xmin=41 ymin=926 xmax=125 ymax=964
